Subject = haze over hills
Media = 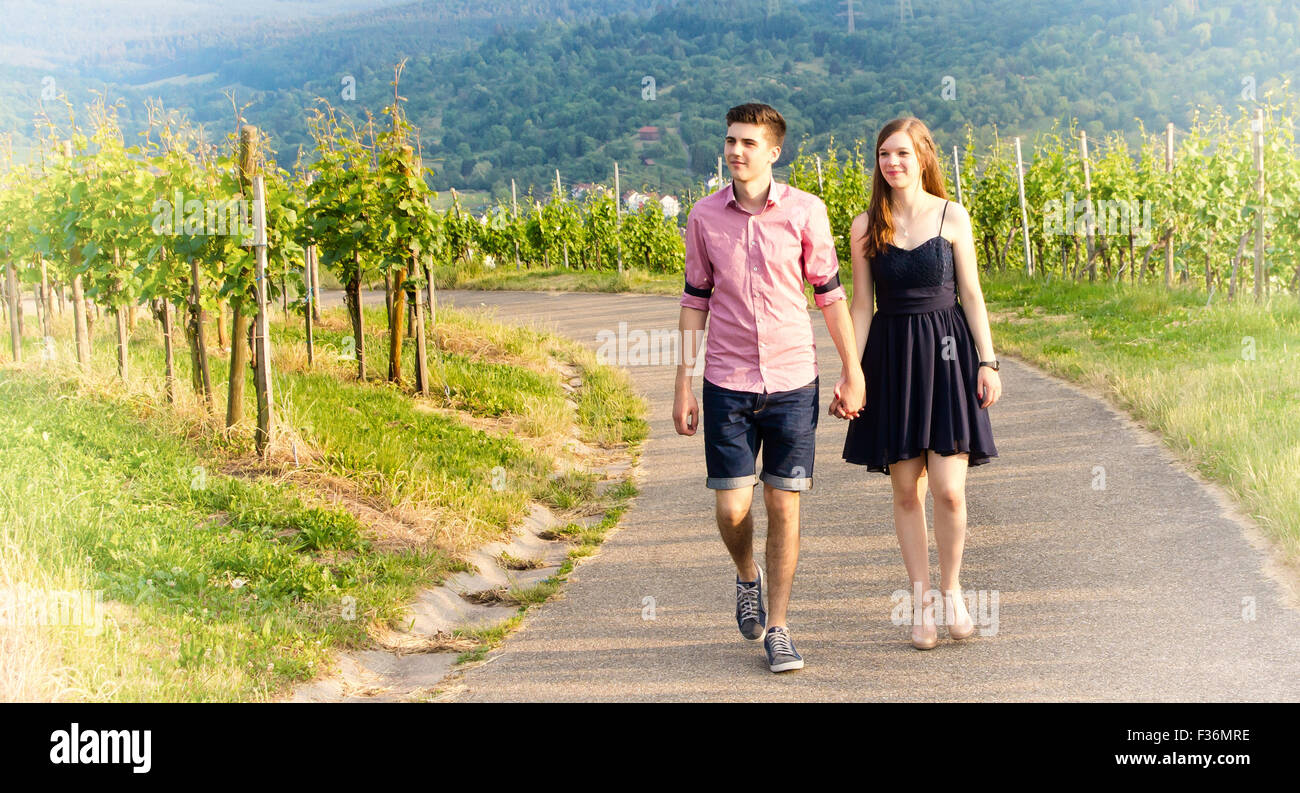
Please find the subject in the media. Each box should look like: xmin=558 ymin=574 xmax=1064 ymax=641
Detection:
xmin=0 ymin=0 xmax=416 ymax=69
xmin=1 ymin=0 xmax=1297 ymax=203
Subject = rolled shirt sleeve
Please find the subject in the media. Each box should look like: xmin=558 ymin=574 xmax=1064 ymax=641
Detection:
xmin=801 ymin=199 xmax=846 ymax=308
xmin=680 ymin=209 xmax=714 ymax=312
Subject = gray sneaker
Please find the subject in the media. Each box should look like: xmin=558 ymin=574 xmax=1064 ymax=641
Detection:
xmin=764 ymin=625 xmax=804 ymax=672
xmin=735 ymin=565 xmax=766 ymax=640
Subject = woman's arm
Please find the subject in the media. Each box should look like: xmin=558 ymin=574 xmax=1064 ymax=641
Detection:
xmin=848 ymin=211 xmax=874 ymax=362
xmin=831 ymin=212 xmax=875 ymax=418
xmin=948 ymin=202 xmax=1002 ymax=408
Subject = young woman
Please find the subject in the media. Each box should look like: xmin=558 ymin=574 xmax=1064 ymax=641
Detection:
xmin=830 ymin=117 xmax=1002 ymax=650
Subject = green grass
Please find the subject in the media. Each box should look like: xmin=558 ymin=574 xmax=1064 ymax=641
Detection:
xmin=451 ymin=613 xmax=525 ymax=665
xmin=435 ymin=260 xmax=681 ymax=296
xmin=0 ymin=370 xmax=447 ymax=701
xmin=979 ymin=271 xmax=1300 ymax=563
xmin=0 ymin=299 xmax=647 ymax=700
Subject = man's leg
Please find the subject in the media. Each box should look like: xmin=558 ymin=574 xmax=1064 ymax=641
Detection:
xmin=715 ymin=485 xmax=758 ymax=581
xmin=762 ymin=484 xmax=800 ymax=628
xmin=754 ymin=376 xmax=817 ymax=630
xmin=751 ymin=377 xmax=816 ymax=670
xmin=700 ymin=377 xmax=765 ymax=642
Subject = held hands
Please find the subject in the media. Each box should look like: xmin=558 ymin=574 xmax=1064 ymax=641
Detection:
xmin=978 ymin=367 xmax=1002 ymax=408
xmin=829 ymin=368 xmax=865 ymax=420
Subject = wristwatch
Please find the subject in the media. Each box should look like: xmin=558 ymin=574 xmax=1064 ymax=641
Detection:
xmin=979 ymin=360 xmax=1000 ymax=371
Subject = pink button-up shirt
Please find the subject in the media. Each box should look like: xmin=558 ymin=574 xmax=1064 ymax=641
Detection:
xmin=680 ymin=179 xmax=846 ymax=394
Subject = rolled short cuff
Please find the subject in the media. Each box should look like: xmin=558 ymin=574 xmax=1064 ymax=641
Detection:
xmin=813 ymin=285 xmax=847 ymax=308
xmin=706 ymin=474 xmax=758 ymax=490
xmin=680 ymin=293 xmax=711 ymax=312
xmin=759 ymin=470 xmax=813 ymax=492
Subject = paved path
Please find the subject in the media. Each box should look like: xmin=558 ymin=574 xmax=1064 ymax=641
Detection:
xmin=432 ymin=290 xmax=1299 ymax=701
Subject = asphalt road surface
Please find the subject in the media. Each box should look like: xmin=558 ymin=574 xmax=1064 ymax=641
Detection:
xmin=388 ymin=290 xmax=1300 ymax=701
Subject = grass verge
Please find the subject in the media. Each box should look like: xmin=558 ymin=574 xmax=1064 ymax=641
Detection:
xmin=0 ymin=300 xmax=647 ymax=700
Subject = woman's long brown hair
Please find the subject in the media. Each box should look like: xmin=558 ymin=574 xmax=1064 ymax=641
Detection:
xmin=862 ymin=117 xmax=949 ymax=262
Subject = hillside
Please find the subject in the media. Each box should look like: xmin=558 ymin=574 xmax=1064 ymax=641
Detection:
xmin=2 ymin=0 xmax=1297 ymax=201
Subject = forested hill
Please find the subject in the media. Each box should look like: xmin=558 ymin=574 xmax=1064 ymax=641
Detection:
xmin=2 ymin=0 xmax=1297 ymax=202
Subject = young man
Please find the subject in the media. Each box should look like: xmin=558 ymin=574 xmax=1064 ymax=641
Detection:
xmin=673 ymin=103 xmax=865 ymax=672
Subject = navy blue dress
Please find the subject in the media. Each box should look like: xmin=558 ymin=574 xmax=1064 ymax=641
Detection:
xmin=842 ymin=201 xmax=998 ymax=474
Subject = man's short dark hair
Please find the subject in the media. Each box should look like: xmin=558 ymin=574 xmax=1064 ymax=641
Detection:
xmin=726 ymin=103 xmax=786 ymax=149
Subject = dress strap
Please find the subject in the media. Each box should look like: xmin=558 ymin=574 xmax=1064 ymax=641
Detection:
xmin=938 ymin=200 xmax=949 ymax=236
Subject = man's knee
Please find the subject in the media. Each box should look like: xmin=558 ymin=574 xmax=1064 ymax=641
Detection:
xmin=715 ymin=491 xmax=753 ymax=528
xmin=763 ymin=484 xmax=801 ymax=520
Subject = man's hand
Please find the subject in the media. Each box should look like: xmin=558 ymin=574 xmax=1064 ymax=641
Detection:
xmin=673 ymin=381 xmax=700 ymax=435
xmin=830 ymin=369 xmax=865 ymax=420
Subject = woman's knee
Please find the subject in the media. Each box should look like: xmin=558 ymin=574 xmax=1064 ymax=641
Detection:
xmin=891 ymin=481 xmax=924 ymax=510
xmin=931 ymin=484 xmax=965 ymax=512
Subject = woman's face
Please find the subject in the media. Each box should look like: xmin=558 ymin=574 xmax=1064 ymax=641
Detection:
xmin=878 ymin=130 xmax=922 ymax=191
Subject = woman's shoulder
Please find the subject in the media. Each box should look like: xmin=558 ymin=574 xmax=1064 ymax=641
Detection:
xmin=934 ymin=195 xmax=970 ymax=242
xmin=935 ymin=195 xmax=970 ymax=222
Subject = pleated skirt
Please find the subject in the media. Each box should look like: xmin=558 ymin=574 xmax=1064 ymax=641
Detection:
xmin=842 ymin=303 xmax=998 ymax=475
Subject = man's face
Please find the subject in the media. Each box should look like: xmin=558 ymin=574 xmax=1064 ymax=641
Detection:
xmin=725 ymin=122 xmax=781 ymax=182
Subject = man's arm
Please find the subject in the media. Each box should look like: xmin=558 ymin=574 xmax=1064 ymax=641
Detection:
xmin=673 ymin=306 xmax=707 ymax=435
xmin=675 ymin=208 xmax=713 ymax=436
xmin=821 ymin=299 xmax=864 ymax=419
xmin=801 ymin=199 xmax=863 ymax=418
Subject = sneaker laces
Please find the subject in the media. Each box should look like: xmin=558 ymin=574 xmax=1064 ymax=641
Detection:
xmin=736 ymin=579 xmax=761 ymax=622
xmin=766 ymin=627 xmax=794 ymax=656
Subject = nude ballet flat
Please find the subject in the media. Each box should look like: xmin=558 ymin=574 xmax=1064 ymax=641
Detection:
xmin=911 ymin=590 xmax=939 ymax=650
xmin=944 ymin=589 xmax=976 ymax=640
xmin=911 ymin=624 xmax=938 ymax=650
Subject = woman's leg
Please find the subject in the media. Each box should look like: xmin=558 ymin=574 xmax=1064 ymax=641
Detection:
xmin=889 ymin=456 xmax=935 ymax=644
xmin=926 ymin=449 xmax=974 ymax=636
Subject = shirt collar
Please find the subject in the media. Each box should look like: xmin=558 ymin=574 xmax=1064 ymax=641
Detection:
xmin=727 ymin=178 xmax=786 ymax=210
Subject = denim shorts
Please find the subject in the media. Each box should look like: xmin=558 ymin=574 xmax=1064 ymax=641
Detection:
xmin=701 ymin=376 xmax=818 ymax=491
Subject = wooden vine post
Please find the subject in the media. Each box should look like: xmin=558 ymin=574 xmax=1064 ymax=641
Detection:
xmin=952 ymin=146 xmax=964 ymax=205
xmin=4 ymin=255 xmax=19 ymax=363
xmin=614 ymin=161 xmax=623 ymax=274
xmin=251 ymin=174 xmax=275 ymax=457
xmin=188 ymin=256 xmax=212 ymax=407
xmin=303 ymin=172 xmax=315 ymax=367
xmin=227 ymin=125 xmax=259 ymax=429
xmin=1014 ymin=136 xmax=1032 ymax=276
xmin=112 ymin=247 xmax=129 ymax=381
xmin=160 ymin=296 xmax=176 ymax=403
xmin=1252 ymin=108 xmax=1266 ymax=303
xmin=1080 ymin=130 xmax=1096 ymax=283
xmin=511 ymin=178 xmax=521 ymax=271
xmin=1164 ymin=123 xmax=1174 ymax=289
xmin=412 ymin=250 xmax=430 ymax=396
xmin=60 ymin=141 xmax=91 ymax=367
